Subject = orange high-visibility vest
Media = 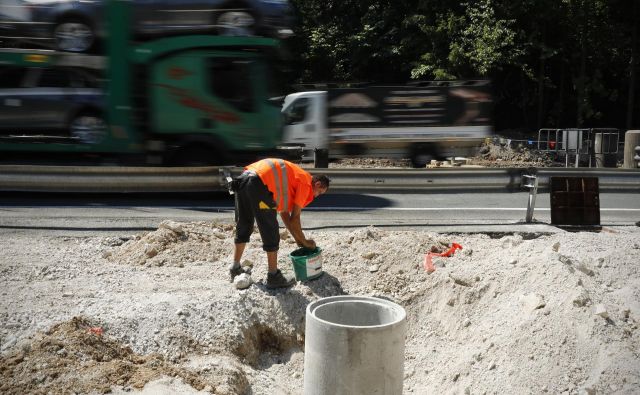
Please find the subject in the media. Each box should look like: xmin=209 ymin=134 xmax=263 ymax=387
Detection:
xmin=246 ymin=158 xmax=314 ymax=212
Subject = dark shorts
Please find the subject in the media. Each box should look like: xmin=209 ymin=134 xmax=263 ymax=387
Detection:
xmin=233 ymin=172 xmax=280 ymax=252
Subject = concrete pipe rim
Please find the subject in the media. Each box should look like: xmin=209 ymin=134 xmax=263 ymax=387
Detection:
xmin=306 ymin=295 xmax=406 ymax=329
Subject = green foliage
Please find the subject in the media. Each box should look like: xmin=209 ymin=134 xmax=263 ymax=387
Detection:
xmin=288 ymin=0 xmax=640 ymax=130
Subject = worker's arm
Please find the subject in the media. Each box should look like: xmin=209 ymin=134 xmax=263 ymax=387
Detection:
xmin=280 ymin=205 xmax=315 ymax=249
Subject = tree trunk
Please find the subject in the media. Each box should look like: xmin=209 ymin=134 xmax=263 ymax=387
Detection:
xmin=537 ymin=54 xmax=545 ymax=129
xmin=627 ymin=2 xmax=638 ymax=130
xmin=576 ymin=2 xmax=588 ymax=127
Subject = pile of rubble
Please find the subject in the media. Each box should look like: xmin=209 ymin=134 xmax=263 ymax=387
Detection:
xmin=1 ymin=221 xmax=639 ymax=394
xmin=467 ymin=138 xmax=556 ymax=168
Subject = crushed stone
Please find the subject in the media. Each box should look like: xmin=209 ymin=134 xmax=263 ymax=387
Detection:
xmin=1 ymin=222 xmax=639 ymax=394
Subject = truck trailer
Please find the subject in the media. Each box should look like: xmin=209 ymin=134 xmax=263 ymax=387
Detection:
xmin=0 ymin=0 xmax=297 ymax=166
xmin=281 ymin=81 xmax=493 ymax=167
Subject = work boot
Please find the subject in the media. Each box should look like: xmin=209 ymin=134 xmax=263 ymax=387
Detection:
xmin=229 ymin=263 xmax=251 ymax=282
xmin=266 ymin=269 xmax=296 ymax=289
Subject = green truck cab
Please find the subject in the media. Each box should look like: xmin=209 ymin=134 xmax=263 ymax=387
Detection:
xmin=0 ymin=1 xmax=295 ymax=166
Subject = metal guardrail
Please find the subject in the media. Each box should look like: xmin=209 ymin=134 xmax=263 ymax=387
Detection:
xmin=0 ymin=165 xmax=638 ymax=193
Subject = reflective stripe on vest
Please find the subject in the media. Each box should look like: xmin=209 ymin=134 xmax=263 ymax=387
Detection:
xmin=265 ymin=159 xmax=288 ymax=211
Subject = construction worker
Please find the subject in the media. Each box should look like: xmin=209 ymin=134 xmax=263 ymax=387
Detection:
xmin=229 ymin=158 xmax=330 ymax=288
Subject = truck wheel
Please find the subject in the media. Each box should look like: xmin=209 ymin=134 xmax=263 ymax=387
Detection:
xmin=54 ymin=18 xmax=95 ymax=52
xmin=70 ymin=113 xmax=106 ymax=144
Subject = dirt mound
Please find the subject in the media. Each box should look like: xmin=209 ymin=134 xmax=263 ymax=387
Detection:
xmin=468 ymin=138 xmax=555 ymax=168
xmin=0 ymin=317 xmax=248 ymax=394
xmin=2 ymin=221 xmax=639 ymax=394
xmin=106 ymin=220 xmax=235 ymax=267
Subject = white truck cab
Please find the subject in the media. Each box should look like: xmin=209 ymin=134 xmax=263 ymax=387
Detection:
xmin=281 ymin=91 xmax=329 ymax=160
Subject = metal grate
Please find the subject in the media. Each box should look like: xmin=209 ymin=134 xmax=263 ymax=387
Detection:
xmin=550 ymin=176 xmax=600 ymax=226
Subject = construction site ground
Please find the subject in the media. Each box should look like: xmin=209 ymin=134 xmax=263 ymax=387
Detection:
xmin=1 ymin=139 xmax=638 ymax=394
xmin=1 ymin=221 xmax=639 ymax=394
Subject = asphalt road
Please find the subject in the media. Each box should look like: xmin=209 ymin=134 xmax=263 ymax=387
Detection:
xmin=0 ymin=190 xmax=638 ymax=235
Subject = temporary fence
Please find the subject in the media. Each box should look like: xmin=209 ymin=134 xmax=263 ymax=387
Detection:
xmin=537 ymin=128 xmax=620 ymax=168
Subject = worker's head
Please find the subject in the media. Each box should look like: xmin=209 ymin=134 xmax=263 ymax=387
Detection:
xmin=312 ymin=174 xmax=330 ymax=197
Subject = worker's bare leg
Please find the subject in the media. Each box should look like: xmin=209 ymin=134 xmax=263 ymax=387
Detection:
xmin=267 ymin=251 xmax=278 ymax=273
xmin=234 ymin=242 xmax=246 ymax=264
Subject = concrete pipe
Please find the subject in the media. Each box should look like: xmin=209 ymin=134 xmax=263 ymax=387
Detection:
xmin=303 ymin=295 xmax=407 ymax=395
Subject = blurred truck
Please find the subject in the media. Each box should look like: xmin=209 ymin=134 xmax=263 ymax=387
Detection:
xmin=0 ymin=0 xmax=297 ymax=166
xmin=281 ymin=82 xmax=493 ymax=167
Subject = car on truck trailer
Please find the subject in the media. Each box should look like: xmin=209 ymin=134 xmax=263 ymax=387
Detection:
xmin=0 ymin=0 xmax=295 ymax=52
xmin=281 ymin=81 xmax=493 ymax=167
xmin=0 ymin=0 xmax=298 ymax=166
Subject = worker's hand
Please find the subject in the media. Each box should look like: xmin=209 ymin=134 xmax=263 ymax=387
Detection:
xmin=303 ymin=239 xmax=316 ymax=250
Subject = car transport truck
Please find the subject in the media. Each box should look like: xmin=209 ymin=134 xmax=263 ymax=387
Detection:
xmin=281 ymin=81 xmax=493 ymax=167
xmin=0 ymin=0 xmax=297 ymax=166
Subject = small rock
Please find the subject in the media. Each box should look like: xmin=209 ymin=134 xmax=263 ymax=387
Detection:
xmin=552 ymin=242 xmax=561 ymax=252
xmin=501 ymin=235 xmax=523 ymax=248
xmin=579 ymin=386 xmax=597 ymax=395
xmin=234 ymin=273 xmax=252 ymax=289
xmin=212 ymin=230 xmax=226 ymax=239
xmin=488 ymin=360 xmax=496 ymax=370
xmin=62 ymin=291 xmax=73 ymax=297
xmin=508 ymin=259 xmax=518 ymax=265
xmin=145 ymin=245 xmax=159 ymax=258
xmin=450 ymin=274 xmax=472 ymax=287
xmin=520 ymin=293 xmax=546 ymax=311
xmin=242 ymin=259 xmax=254 ymax=268
xmin=102 ymin=251 xmax=112 ymax=259
xmin=576 ymin=263 xmax=595 ymax=276
xmin=573 ymin=290 xmax=591 ymax=307
xmin=593 ymin=304 xmax=609 ymax=319
xmin=176 ymin=309 xmax=189 ymax=316
xmin=1 ymin=335 xmax=17 ymax=351
xmin=558 ymin=255 xmax=573 ymax=265
xmin=368 ymin=265 xmax=379 ymax=273
xmin=362 ymin=252 xmax=376 ymax=260
xmin=159 ymin=220 xmax=183 ymax=234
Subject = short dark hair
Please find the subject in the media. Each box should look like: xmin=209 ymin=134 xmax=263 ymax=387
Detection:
xmin=312 ymin=174 xmax=331 ymax=189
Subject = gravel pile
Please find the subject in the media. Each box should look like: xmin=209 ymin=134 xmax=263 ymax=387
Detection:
xmin=1 ymin=222 xmax=639 ymax=394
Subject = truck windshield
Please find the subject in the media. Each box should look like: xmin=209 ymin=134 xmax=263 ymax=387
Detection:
xmin=282 ymin=97 xmax=309 ymax=124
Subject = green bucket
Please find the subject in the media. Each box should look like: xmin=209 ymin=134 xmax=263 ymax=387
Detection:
xmin=289 ymin=247 xmax=324 ymax=281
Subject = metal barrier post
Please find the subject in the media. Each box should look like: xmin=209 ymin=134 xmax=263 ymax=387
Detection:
xmin=522 ymin=173 xmax=538 ymax=223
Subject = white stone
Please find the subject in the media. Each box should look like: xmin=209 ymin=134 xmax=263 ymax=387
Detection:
xmin=520 ymin=293 xmax=546 ymax=312
xmin=234 ymin=273 xmax=252 ymax=289
xmin=362 ymin=252 xmax=376 ymax=260
xmin=159 ymin=220 xmax=183 ymax=234
xmin=368 ymin=265 xmax=379 ymax=273
xmin=593 ymin=304 xmax=609 ymax=319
